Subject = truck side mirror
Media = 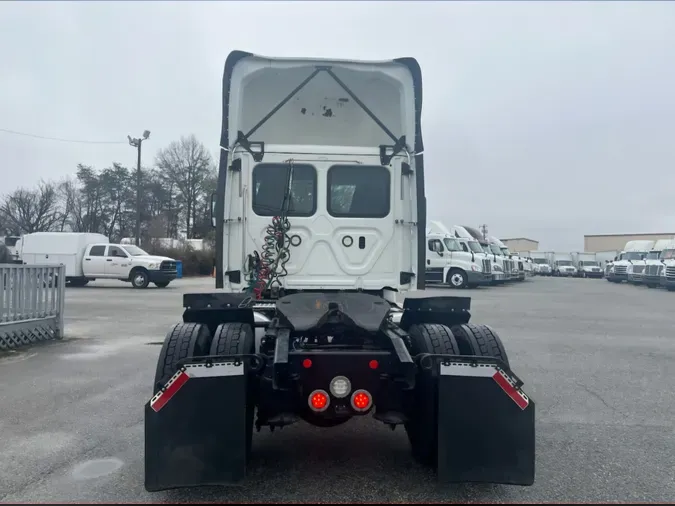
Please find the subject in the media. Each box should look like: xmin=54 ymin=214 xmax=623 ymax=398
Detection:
xmin=210 ymin=192 xmax=216 ymax=228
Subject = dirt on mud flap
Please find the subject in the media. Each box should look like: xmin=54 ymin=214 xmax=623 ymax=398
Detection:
xmin=144 ymin=357 xmax=261 ymax=492
xmin=428 ymin=354 xmax=536 ymax=486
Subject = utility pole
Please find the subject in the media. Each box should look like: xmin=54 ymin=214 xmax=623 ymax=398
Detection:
xmin=480 ymin=223 xmax=488 ymax=241
xmin=128 ymin=130 xmax=151 ymax=246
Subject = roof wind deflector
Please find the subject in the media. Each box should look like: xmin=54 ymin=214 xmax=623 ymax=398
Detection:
xmin=233 ymin=66 xmax=408 ymax=165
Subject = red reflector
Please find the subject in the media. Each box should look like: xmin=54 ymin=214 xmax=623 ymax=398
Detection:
xmin=302 ymin=358 xmax=312 ymax=369
xmin=351 ymin=389 xmax=372 ymax=412
xmin=369 ymin=359 xmax=379 ymax=370
xmin=309 ymin=390 xmax=329 ymax=411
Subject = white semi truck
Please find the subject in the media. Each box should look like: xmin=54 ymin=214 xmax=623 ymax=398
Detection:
xmin=606 ymin=240 xmax=654 ymax=284
xmin=488 ymin=236 xmax=520 ymax=281
xmin=643 ymin=239 xmax=675 ymax=288
xmin=461 ymin=226 xmax=507 ymax=284
xmin=658 ymin=243 xmax=675 ymax=291
xmin=571 ymin=252 xmax=603 ymax=278
xmin=143 ymin=51 xmax=535 ymax=492
xmin=424 ymin=221 xmax=491 ymax=288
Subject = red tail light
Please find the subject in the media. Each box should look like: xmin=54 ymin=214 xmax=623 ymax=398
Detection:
xmin=302 ymin=358 xmax=313 ymax=369
xmin=350 ymin=389 xmax=372 ymax=413
xmin=308 ymin=389 xmax=329 ymax=412
xmin=369 ymin=359 xmax=379 ymax=370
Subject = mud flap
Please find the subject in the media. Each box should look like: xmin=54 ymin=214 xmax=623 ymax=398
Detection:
xmin=144 ymin=361 xmax=248 ymax=492
xmin=437 ymin=361 xmax=535 ymax=486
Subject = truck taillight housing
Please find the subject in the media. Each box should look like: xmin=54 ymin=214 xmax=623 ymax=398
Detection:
xmin=350 ymin=389 xmax=372 ymax=413
xmin=308 ymin=389 xmax=330 ymax=412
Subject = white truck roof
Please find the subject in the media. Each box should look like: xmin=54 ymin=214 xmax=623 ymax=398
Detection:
xmin=622 ymin=240 xmax=655 ymax=252
xmin=20 ymin=232 xmax=110 ymax=254
xmin=650 ymin=238 xmax=675 ymax=250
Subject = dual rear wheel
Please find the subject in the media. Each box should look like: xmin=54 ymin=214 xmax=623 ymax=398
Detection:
xmin=404 ymin=322 xmax=509 ymax=467
xmin=153 ymin=321 xmax=256 ymax=458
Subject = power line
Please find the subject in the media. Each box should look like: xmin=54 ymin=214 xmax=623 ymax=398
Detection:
xmin=0 ymin=127 xmax=126 ymax=145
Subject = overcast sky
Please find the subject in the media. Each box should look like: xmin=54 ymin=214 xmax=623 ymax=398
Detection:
xmin=1 ymin=1 xmax=674 ymax=250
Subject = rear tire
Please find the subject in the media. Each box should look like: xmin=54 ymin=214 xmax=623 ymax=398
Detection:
xmin=153 ymin=323 xmax=213 ymax=395
xmin=210 ymin=322 xmax=256 ymax=460
xmin=451 ymin=323 xmax=510 ymax=368
xmin=405 ymin=323 xmax=460 ymax=467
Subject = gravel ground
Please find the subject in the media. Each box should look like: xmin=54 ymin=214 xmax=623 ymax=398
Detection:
xmin=1 ymin=276 xmax=673 ymax=503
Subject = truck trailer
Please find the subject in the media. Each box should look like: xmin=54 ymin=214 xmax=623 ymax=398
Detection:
xmin=144 ymin=51 xmax=535 ymax=492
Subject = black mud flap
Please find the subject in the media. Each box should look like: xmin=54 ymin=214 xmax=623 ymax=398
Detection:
xmin=437 ymin=360 xmax=535 ymax=486
xmin=144 ymin=361 xmax=248 ymax=492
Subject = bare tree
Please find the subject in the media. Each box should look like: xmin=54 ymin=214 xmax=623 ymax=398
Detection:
xmin=155 ymin=135 xmax=214 ymax=238
xmin=0 ymin=181 xmax=62 ymax=233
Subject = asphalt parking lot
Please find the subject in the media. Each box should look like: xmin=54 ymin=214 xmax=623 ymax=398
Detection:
xmin=1 ymin=276 xmax=674 ymax=503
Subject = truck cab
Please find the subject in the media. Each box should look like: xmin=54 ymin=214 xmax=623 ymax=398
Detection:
xmin=644 ymin=239 xmax=675 ymax=288
xmin=425 ymin=224 xmax=491 ymax=288
xmin=571 ymin=252 xmax=603 ymax=278
xmin=530 ymin=251 xmax=552 ymax=276
xmin=460 ymin=225 xmax=506 ymax=284
xmin=549 ymin=252 xmax=576 ymax=277
xmin=606 ymin=240 xmax=654 ymax=283
xmin=658 ymin=246 xmax=675 ymax=291
xmin=488 ymin=236 xmax=520 ymax=281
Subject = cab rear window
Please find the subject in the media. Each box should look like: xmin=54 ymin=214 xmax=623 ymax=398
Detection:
xmin=327 ymin=165 xmax=390 ymax=218
xmin=252 ymin=163 xmax=316 ymax=217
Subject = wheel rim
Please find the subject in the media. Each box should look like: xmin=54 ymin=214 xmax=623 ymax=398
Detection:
xmin=134 ymin=273 xmax=146 ymax=286
xmin=450 ymin=273 xmax=464 ymax=286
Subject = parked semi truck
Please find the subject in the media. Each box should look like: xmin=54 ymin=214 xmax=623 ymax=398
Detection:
xmin=16 ymin=232 xmax=178 ymax=288
xmin=606 ymin=240 xmax=654 ymax=283
xmin=143 ymin=51 xmax=535 ymax=492
xmin=425 ymin=221 xmax=491 ymax=288
xmin=595 ymin=250 xmax=619 ymax=274
xmin=643 ymin=239 xmax=675 ymax=288
xmin=659 ymin=243 xmax=675 ymax=291
xmin=451 ymin=225 xmax=495 ymax=284
xmin=571 ymin=252 xmax=603 ymax=278
xmin=461 ymin=225 xmax=507 ymax=284
xmin=488 ymin=236 xmax=519 ymax=281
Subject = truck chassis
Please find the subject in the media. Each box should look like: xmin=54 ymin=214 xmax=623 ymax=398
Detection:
xmin=145 ymin=290 xmax=535 ymax=491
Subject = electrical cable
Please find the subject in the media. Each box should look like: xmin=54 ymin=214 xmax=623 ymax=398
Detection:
xmin=0 ymin=127 xmax=126 ymax=145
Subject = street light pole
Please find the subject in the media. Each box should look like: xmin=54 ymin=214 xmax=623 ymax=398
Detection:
xmin=128 ymin=130 xmax=150 ymax=246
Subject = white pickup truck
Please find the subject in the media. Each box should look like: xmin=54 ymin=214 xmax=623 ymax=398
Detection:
xmin=81 ymin=243 xmax=178 ymax=288
xmin=18 ymin=232 xmax=178 ymax=288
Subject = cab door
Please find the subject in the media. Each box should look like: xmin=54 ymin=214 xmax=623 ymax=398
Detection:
xmin=457 ymin=240 xmax=474 ymax=266
xmin=104 ymin=245 xmax=132 ymax=278
xmin=83 ymin=244 xmax=107 ymax=276
xmin=426 ymin=238 xmax=446 ymax=283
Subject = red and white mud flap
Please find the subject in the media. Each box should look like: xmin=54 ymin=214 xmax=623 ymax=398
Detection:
xmin=437 ymin=361 xmax=535 ymax=486
xmin=144 ymin=362 xmax=248 ymax=492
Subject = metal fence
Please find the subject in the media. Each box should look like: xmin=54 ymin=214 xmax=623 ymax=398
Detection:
xmin=0 ymin=264 xmax=66 ymax=350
